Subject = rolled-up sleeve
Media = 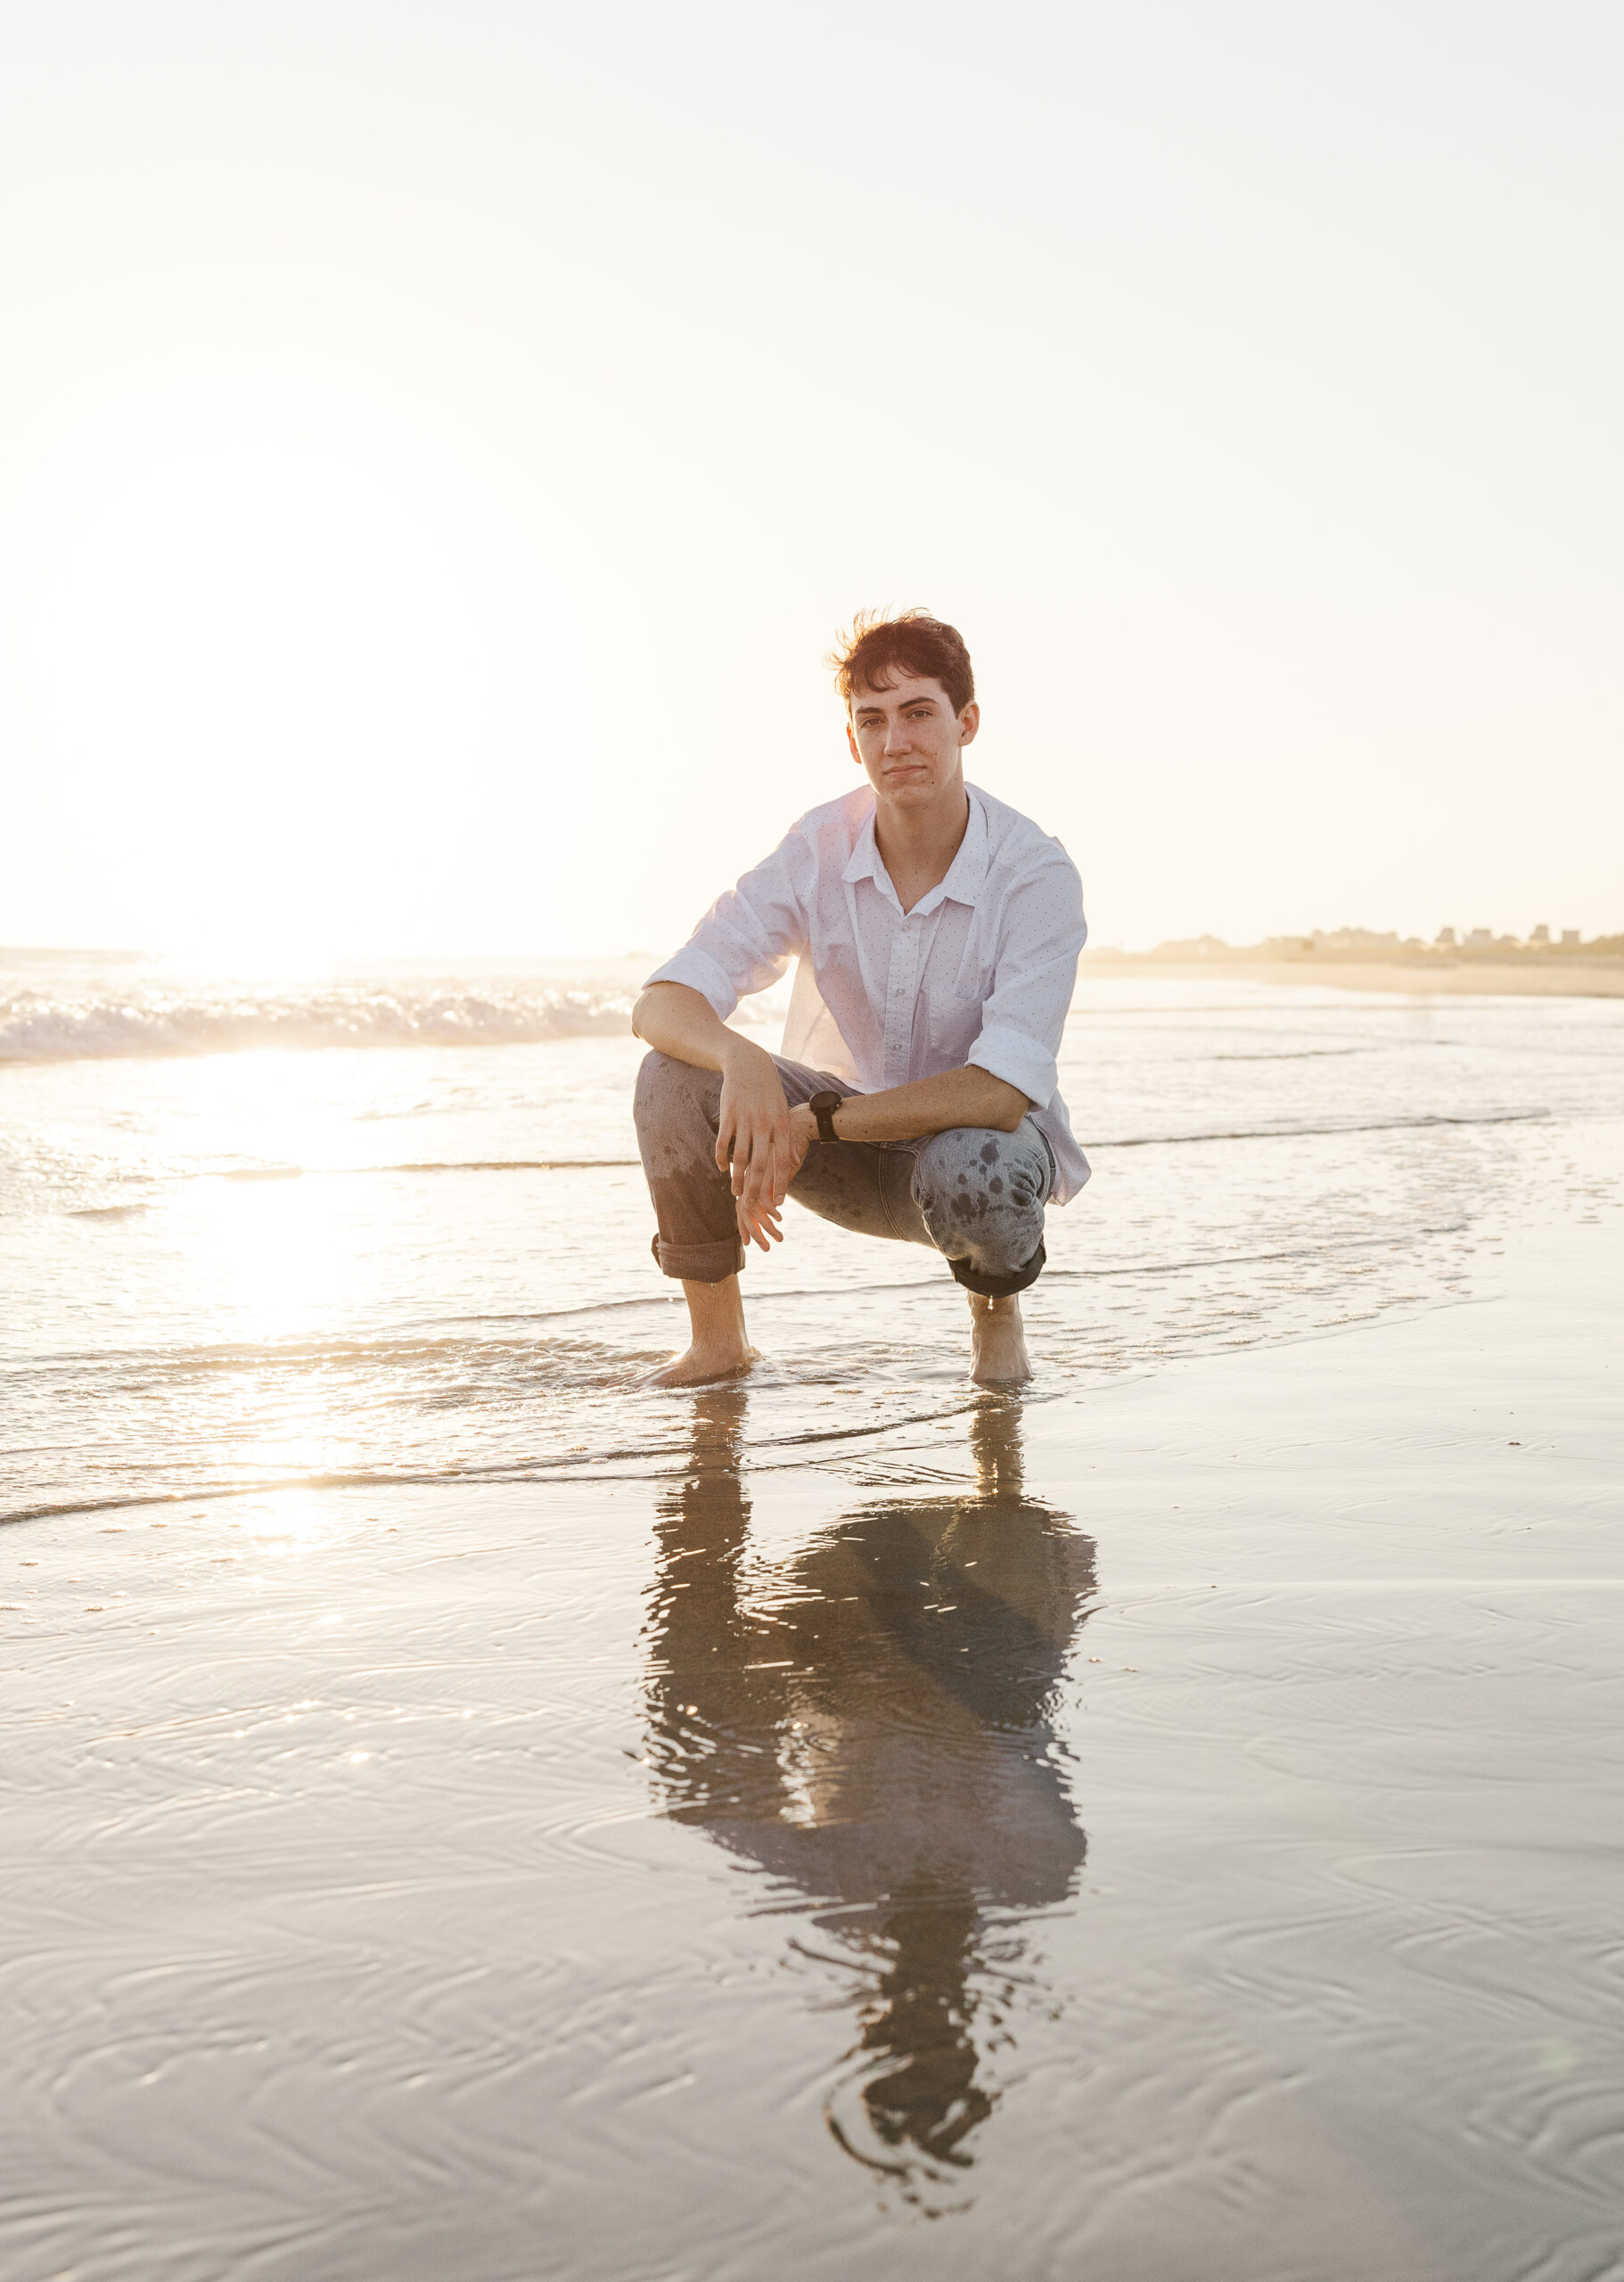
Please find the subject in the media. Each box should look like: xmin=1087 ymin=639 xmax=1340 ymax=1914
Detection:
xmin=965 ymin=854 xmax=1087 ymax=1109
xmin=644 ymin=831 xmax=810 ymax=1022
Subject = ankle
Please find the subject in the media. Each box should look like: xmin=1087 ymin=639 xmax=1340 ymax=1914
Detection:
xmin=681 ymin=1274 xmax=748 ymax=1354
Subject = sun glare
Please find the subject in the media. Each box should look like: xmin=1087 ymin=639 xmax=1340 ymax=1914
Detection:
xmin=24 ymin=437 xmax=501 ymax=965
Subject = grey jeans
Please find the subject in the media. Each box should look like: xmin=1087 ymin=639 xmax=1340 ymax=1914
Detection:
xmin=634 ymin=1050 xmax=1053 ymax=1299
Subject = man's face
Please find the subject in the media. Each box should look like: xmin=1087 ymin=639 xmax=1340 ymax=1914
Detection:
xmin=846 ymin=673 xmax=980 ymax=809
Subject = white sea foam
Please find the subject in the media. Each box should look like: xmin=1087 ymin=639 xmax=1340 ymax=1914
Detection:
xmin=0 ymin=983 xmax=635 ymax=1063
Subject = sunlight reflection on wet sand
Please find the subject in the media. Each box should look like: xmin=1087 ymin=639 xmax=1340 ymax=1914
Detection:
xmin=2 ymin=1184 xmax=1621 ymax=2278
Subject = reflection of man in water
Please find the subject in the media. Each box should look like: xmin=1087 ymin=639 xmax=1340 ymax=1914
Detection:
xmin=642 ymin=1395 xmax=1095 ymax=2185
xmin=631 ymin=609 xmax=1088 ymax=1389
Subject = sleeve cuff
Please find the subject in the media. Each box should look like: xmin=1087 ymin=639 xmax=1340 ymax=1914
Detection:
xmin=967 ymin=1022 xmax=1058 ymax=1111
xmin=643 ymin=946 xmax=741 ymax=1022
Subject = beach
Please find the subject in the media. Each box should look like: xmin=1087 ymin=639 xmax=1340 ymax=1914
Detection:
xmin=4 ymin=961 xmax=1622 ymax=2278
xmin=1089 ymin=955 xmax=1624 ymax=998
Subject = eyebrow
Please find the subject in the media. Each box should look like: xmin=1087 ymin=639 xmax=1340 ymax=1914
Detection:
xmin=854 ymin=693 xmax=938 ymax=713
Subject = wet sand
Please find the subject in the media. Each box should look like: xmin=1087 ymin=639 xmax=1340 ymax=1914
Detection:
xmin=2 ymin=1150 xmax=1620 ymax=2278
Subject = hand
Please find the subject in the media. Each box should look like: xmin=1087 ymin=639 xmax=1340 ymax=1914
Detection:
xmin=734 ymin=1103 xmax=816 ymax=1250
xmin=716 ymin=1039 xmax=802 ymax=1252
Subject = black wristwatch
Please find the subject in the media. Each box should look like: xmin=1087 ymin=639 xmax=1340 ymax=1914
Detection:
xmin=808 ymin=1089 xmax=847 ymax=1145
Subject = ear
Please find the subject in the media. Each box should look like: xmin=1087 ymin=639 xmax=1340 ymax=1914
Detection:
xmin=846 ymin=718 xmax=862 ymax=766
xmin=958 ymin=700 xmax=980 ymax=747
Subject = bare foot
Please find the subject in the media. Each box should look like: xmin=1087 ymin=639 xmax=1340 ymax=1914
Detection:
xmin=968 ymin=1293 xmax=1031 ymax=1385
xmin=642 ymin=1272 xmax=758 ymax=1390
xmin=643 ymin=1342 xmax=759 ymax=1389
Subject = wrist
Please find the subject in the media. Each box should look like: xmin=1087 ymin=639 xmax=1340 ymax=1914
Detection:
xmin=719 ymin=1032 xmax=771 ymax=1075
xmin=808 ymin=1088 xmax=849 ymax=1144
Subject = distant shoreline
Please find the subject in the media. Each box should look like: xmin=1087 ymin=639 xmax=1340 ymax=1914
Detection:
xmin=1084 ymin=952 xmax=1624 ymax=998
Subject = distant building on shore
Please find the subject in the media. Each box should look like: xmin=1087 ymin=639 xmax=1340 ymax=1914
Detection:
xmin=1432 ymin=923 xmax=1587 ymax=954
xmin=1310 ymin=927 xmax=1401 ymax=952
xmin=1122 ymin=924 xmax=1619 ymax=967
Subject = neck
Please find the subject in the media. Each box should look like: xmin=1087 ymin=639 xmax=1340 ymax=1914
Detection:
xmin=872 ymin=776 xmax=971 ymax=907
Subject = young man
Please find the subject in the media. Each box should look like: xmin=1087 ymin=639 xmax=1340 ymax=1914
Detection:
xmin=631 ymin=610 xmax=1088 ymax=1387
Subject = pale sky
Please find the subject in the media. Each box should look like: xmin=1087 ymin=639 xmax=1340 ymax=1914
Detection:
xmin=2 ymin=0 xmax=1620 ymax=960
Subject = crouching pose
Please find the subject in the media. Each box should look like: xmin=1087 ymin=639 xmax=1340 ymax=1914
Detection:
xmin=632 ymin=610 xmax=1088 ymax=1388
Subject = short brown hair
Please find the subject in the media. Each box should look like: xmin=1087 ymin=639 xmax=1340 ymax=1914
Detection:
xmin=826 ymin=609 xmax=975 ymax=718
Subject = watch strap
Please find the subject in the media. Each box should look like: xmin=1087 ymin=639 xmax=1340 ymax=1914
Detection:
xmin=809 ymin=1089 xmax=846 ymax=1145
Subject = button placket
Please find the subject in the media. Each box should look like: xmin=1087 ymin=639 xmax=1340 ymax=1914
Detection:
xmin=883 ymin=921 xmax=919 ymax=1087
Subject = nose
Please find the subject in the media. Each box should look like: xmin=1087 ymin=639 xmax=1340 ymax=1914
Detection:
xmin=882 ymin=716 xmax=913 ymax=756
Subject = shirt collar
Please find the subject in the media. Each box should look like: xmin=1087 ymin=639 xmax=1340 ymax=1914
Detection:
xmin=841 ymin=785 xmax=990 ymax=913
xmin=841 ymin=800 xmax=884 ymax=889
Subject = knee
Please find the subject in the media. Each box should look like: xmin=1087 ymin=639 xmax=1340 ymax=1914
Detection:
xmin=632 ymin=1049 xmax=667 ymax=1133
xmin=915 ymin=1127 xmax=1048 ymax=1296
xmin=633 ymin=1050 xmax=719 ymax=1143
xmin=915 ymin=1129 xmax=1048 ymax=1287
xmin=916 ymin=1127 xmax=1047 ymax=1234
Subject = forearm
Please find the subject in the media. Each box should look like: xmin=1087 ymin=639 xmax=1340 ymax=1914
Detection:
xmin=835 ymin=1064 xmax=1028 ymax=1143
xmin=632 ymin=982 xmax=762 ymax=1076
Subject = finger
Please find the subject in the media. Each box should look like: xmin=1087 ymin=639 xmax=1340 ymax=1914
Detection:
xmin=729 ymin=1122 xmax=757 ymax=1196
xmin=735 ymin=1196 xmax=783 ymax=1251
xmin=734 ymin=1145 xmax=761 ymax=1201
xmin=778 ymin=1127 xmax=808 ymax=1205
xmin=738 ymin=1128 xmax=774 ymax=1205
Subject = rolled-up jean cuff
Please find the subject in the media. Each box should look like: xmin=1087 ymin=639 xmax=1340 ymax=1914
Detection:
xmin=947 ymin=1238 xmax=1046 ymax=1300
xmin=651 ymin=1232 xmax=745 ymax=1284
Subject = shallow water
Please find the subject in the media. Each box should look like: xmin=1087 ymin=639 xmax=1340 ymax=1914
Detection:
xmin=4 ymin=961 xmax=1623 ymax=2278
xmin=5 ymin=953 xmax=1619 ymax=1523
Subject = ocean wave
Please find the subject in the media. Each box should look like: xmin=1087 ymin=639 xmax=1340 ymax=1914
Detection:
xmin=0 ymin=984 xmax=635 ymax=1063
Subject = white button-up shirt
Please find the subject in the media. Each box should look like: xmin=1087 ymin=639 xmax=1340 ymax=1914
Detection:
xmin=646 ymin=782 xmax=1089 ymax=1203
